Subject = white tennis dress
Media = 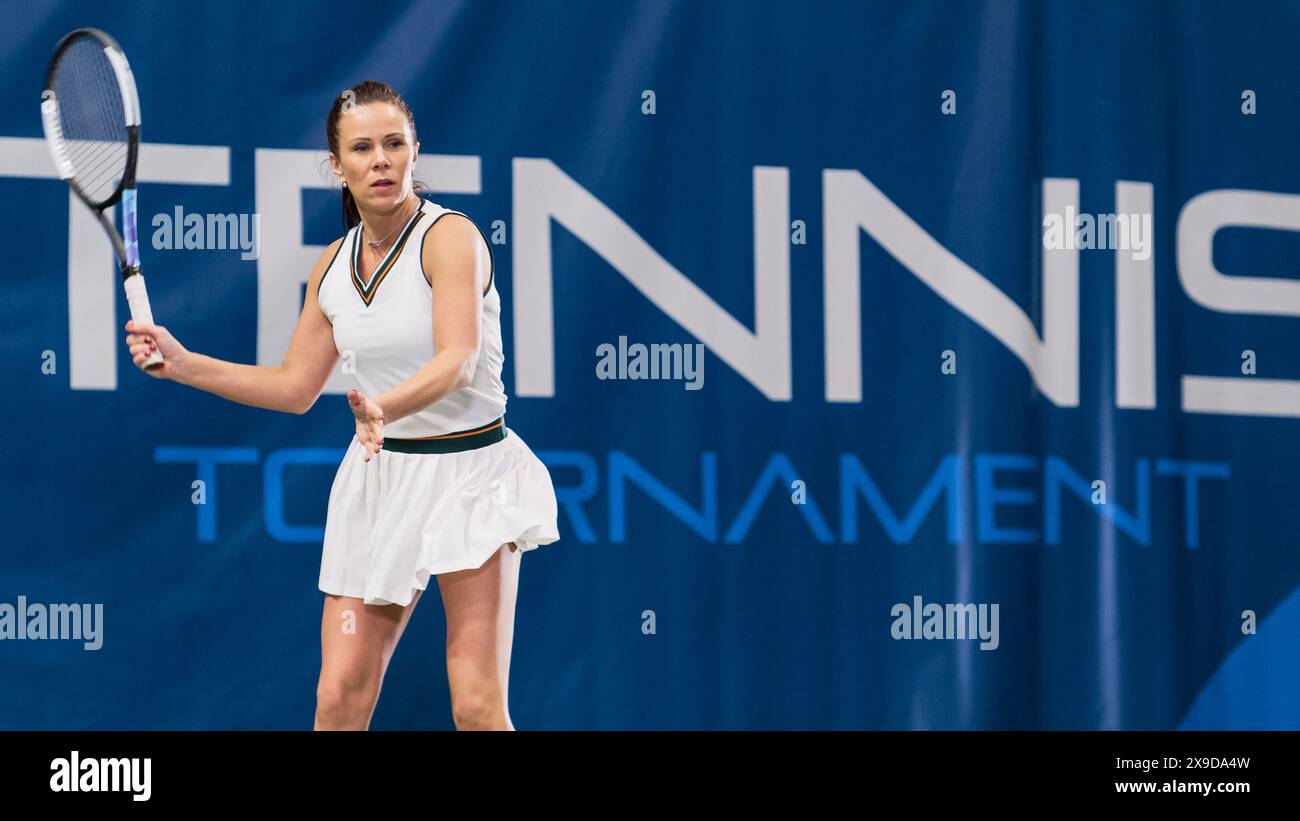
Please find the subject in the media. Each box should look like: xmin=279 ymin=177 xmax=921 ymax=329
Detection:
xmin=316 ymin=198 xmax=559 ymax=606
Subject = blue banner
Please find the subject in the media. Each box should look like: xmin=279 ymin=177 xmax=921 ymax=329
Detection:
xmin=1 ymin=0 xmax=1298 ymax=729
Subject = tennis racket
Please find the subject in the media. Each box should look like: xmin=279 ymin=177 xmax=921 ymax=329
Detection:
xmin=40 ymin=27 xmax=163 ymax=370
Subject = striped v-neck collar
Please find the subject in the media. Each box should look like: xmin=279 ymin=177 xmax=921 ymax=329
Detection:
xmin=350 ymin=202 xmax=426 ymax=306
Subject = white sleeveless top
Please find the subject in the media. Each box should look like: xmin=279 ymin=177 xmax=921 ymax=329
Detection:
xmin=317 ymin=198 xmax=507 ymax=438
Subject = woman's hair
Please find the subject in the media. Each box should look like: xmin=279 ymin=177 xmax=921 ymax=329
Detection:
xmin=326 ymin=81 xmax=428 ymax=229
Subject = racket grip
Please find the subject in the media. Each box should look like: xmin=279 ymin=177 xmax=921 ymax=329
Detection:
xmin=124 ymin=273 xmax=165 ymax=368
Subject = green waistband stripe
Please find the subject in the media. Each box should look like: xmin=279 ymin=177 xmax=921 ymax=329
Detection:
xmin=380 ymin=417 xmax=507 ymax=454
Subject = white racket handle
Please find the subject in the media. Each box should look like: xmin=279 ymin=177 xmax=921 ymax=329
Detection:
xmin=124 ymin=273 xmax=165 ymax=368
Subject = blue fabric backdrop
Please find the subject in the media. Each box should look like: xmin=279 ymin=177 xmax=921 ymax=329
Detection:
xmin=1 ymin=0 xmax=1297 ymax=729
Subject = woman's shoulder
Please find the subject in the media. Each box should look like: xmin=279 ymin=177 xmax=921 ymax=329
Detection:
xmin=418 ymin=207 xmax=494 ymax=295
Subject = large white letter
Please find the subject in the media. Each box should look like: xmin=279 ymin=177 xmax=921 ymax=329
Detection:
xmin=511 ymin=159 xmax=791 ymax=400
xmin=1116 ymin=181 xmax=1156 ymax=408
xmin=824 ymin=171 xmax=1079 ymax=406
xmin=1177 ymin=189 xmax=1300 ymax=417
xmin=0 ymin=137 xmax=229 ymax=390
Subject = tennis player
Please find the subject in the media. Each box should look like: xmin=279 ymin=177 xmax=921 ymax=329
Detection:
xmin=123 ymin=81 xmax=560 ymax=731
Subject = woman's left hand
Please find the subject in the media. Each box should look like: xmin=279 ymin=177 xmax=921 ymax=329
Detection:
xmin=348 ymin=388 xmax=385 ymax=461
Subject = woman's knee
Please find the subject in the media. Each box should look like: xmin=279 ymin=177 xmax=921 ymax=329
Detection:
xmin=450 ymin=682 xmax=508 ymax=730
xmin=315 ymin=672 xmax=381 ymax=728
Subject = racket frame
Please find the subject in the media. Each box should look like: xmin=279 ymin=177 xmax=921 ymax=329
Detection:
xmin=41 ymin=28 xmax=162 ymax=368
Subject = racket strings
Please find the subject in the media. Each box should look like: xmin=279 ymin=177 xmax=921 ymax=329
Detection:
xmin=70 ymin=140 xmax=124 ymax=183
xmin=52 ymin=35 xmax=129 ymax=206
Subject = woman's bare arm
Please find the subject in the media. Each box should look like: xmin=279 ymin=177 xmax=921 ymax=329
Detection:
xmin=125 ymin=239 xmax=343 ymax=414
xmin=373 ymin=215 xmax=488 ymax=425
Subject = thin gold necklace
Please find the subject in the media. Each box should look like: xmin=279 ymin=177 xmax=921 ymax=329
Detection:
xmin=362 ymin=200 xmax=418 ymax=251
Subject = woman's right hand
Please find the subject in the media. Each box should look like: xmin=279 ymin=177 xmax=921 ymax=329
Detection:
xmin=348 ymin=388 xmax=385 ymax=461
xmin=124 ymin=319 xmax=191 ymax=381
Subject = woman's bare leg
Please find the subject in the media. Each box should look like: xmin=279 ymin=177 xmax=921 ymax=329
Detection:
xmin=438 ymin=543 xmax=521 ymax=730
xmin=315 ymin=591 xmax=422 ymax=730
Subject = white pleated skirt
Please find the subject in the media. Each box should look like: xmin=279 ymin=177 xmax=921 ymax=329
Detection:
xmin=318 ymin=427 xmax=560 ymax=607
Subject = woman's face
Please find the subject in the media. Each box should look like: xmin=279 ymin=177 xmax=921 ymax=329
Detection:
xmin=331 ymin=101 xmax=418 ymax=214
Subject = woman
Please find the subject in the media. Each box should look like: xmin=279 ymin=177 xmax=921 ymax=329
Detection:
xmin=123 ymin=81 xmax=560 ymax=731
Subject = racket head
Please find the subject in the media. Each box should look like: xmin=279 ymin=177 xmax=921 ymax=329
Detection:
xmin=40 ymin=28 xmax=140 ymax=212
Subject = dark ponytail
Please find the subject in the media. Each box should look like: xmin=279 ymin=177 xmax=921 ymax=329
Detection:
xmin=341 ymin=181 xmax=360 ymax=230
xmin=327 ymin=81 xmax=426 ymax=230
